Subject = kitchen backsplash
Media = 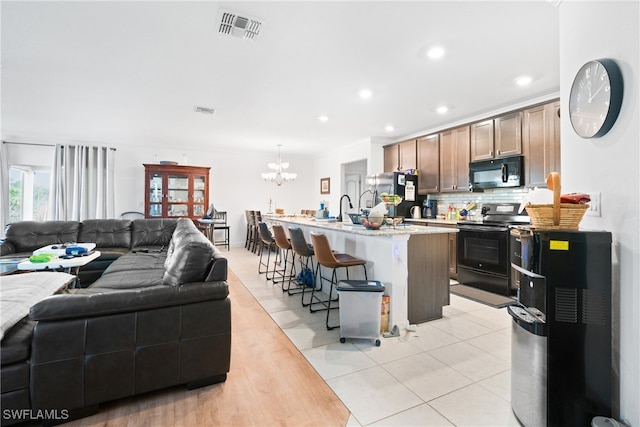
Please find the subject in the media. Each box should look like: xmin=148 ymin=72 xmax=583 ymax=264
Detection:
xmin=423 ymin=188 xmax=530 ymax=216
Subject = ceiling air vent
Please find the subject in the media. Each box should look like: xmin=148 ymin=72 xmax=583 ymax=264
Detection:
xmin=217 ymin=9 xmax=264 ymax=41
xmin=194 ymin=106 xmax=216 ymax=115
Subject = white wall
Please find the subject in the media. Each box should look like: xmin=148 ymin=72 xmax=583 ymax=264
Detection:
xmin=113 ymin=144 xmax=316 ymax=248
xmin=312 ymin=138 xmax=385 ymax=216
xmin=559 ymin=1 xmax=639 ymax=423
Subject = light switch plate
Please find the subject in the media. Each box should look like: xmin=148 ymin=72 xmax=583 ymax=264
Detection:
xmin=586 ymin=192 xmax=601 ymax=217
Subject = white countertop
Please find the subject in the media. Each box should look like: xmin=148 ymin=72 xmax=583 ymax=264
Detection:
xmin=265 ymin=215 xmax=456 ymax=236
xmin=404 ymin=218 xmax=460 ymax=226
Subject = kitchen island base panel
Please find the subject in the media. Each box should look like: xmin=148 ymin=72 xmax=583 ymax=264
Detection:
xmin=408 ymin=233 xmax=450 ymax=324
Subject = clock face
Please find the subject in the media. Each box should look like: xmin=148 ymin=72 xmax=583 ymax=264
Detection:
xmin=569 ymin=59 xmax=623 ymax=138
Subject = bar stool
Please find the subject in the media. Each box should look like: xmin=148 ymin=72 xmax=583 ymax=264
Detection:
xmin=310 ymin=232 xmax=368 ymax=330
xmin=245 ymin=210 xmax=256 ymax=251
xmin=288 ymin=227 xmax=317 ymax=304
xmin=252 ymin=211 xmax=263 ymax=254
xmin=257 ymin=222 xmax=277 ymax=278
xmin=271 ymin=224 xmax=295 ymax=287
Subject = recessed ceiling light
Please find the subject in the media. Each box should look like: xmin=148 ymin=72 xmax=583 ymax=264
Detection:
xmin=385 ymin=125 xmax=395 ymax=132
xmin=515 ymin=75 xmax=533 ymax=86
xmin=318 ymin=115 xmax=329 ymax=122
xmin=436 ymin=106 xmax=448 ymax=114
xmin=427 ymin=46 xmax=445 ymax=60
xmin=359 ymin=89 xmax=372 ymax=99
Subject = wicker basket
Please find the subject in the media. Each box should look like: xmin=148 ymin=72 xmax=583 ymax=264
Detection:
xmin=524 ymin=172 xmax=589 ymax=230
xmin=525 ymin=203 xmax=588 ymax=230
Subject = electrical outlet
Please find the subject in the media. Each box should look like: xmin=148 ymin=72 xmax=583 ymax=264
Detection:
xmin=586 ymin=192 xmax=601 ymax=217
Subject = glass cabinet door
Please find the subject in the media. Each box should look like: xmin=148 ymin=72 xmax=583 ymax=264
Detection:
xmin=167 ymin=174 xmax=189 ymax=217
xmin=144 ymin=165 xmax=209 ymax=220
xmin=148 ymin=173 xmax=164 ymax=217
xmin=193 ymin=175 xmax=206 ymax=217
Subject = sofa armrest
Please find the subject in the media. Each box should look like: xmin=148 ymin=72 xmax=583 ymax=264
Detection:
xmin=205 ymin=249 xmax=228 ymax=282
xmin=30 ymin=282 xmax=228 ymax=322
xmin=1 ymin=241 xmax=16 ymax=256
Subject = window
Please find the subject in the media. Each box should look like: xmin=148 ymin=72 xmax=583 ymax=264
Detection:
xmin=9 ymin=166 xmax=50 ymax=222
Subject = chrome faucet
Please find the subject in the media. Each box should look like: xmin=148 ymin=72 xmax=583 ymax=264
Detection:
xmin=357 ymin=189 xmax=375 ymax=212
xmin=337 ymin=194 xmax=353 ymax=222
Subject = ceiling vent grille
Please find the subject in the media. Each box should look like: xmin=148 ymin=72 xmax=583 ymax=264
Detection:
xmin=194 ymin=106 xmax=216 ymax=115
xmin=218 ymin=10 xmax=264 ymax=41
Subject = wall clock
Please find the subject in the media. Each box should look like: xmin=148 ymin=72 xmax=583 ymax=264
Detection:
xmin=569 ymin=58 xmax=624 ymax=138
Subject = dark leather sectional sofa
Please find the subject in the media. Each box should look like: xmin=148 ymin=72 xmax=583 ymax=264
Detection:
xmin=0 ymin=218 xmax=231 ymax=426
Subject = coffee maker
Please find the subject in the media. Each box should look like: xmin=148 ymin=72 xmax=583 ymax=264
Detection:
xmin=422 ymin=199 xmax=437 ymax=219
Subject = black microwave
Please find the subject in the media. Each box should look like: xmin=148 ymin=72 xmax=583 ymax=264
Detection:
xmin=469 ymin=155 xmax=524 ymax=190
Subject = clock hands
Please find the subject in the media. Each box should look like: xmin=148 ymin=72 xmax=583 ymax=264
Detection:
xmin=588 ymin=81 xmax=607 ymax=102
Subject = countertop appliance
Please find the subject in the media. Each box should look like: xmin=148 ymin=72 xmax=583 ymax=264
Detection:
xmin=509 ymin=228 xmax=612 ymax=427
xmin=423 ymin=199 xmax=437 ymax=219
xmin=366 ymin=172 xmax=417 ymax=218
xmin=469 ymin=155 xmax=523 ymax=190
xmin=456 ymin=203 xmax=529 ymax=296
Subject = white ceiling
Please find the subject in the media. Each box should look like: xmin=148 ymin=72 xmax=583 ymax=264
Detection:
xmin=1 ymin=1 xmax=560 ymax=156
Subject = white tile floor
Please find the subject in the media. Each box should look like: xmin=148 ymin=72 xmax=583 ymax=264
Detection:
xmin=225 ymin=247 xmax=521 ymax=426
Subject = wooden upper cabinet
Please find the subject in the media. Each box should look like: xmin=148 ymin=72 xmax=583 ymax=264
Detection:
xmin=470 ymin=119 xmax=495 ymax=161
xmin=523 ymin=100 xmax=561 ymax=188
xmin=399 ymin=139 xmax=417 ymax=170
xmin=440 ymin=126 xmax=470 ymax=192
xmin=384 ymin=139 xmax=417 ymax=172
xmin=470 ymin=113 xmax=522 ymax=162
xmin=454 ymin=127 xmax=471 ymax=191
xmin=495 ymin=111 xmax=523 ymax=157
xmin=417 ymin=134 xmax=439 ymax=194
xmin=383 ymin=145 xmax=398 ymax=172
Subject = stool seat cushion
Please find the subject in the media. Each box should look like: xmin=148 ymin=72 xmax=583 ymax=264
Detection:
xmin=324 ymin=253 xmax=366 ymax=268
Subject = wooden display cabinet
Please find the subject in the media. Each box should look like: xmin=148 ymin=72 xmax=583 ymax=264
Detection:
xmin=144 ymin=164 xmax=210 ymax=220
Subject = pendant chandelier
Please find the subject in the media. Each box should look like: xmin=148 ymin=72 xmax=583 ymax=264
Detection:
xmin=262 ymin=144 xmax=297 ymax=186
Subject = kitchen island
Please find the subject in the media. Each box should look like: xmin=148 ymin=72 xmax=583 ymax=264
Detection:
xmin=264 ymin=215 xmax=455 ymax=331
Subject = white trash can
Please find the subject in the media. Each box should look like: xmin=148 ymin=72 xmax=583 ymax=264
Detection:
xmin=337 ymin=280 xmax=385 ymax=346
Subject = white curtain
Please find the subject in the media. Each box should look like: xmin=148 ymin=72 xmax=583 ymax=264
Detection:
xmin=48 ymin=144 xmax=115 ymax=220
xmin=0 ymin=142 xmax=10 ymax=235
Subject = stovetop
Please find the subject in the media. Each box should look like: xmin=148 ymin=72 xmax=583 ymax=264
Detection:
xmin=460 ymin=203 xmax=530 ymax=227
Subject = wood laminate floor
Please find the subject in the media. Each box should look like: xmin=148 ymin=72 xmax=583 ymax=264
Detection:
xmin=63 ymin=270 xmax=350 ymax=427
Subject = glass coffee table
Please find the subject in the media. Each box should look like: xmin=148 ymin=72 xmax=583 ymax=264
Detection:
xmin=0 ymin=257 xmax=29 ymax=275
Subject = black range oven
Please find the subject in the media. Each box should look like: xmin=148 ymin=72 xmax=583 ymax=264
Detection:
xmin=457 ymin=203 xmax=529 ymax=296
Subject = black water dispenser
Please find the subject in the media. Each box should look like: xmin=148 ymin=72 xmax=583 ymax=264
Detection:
xmin=509 ymin=228 xmax=612 ymax=427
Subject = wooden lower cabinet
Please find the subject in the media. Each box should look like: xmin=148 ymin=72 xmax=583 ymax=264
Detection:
xmin=449 ymin=232 xmax=457 ymax=279
xmin=433 ymin=222 xmax=458 ymax=279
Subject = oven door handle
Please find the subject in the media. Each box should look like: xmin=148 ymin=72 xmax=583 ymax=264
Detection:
xmin=458 ymin=224 xmax=509 ymax=232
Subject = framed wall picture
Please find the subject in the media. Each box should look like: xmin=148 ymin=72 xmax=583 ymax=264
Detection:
xmin=320 ymin=177 xmax=330 ymax=194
